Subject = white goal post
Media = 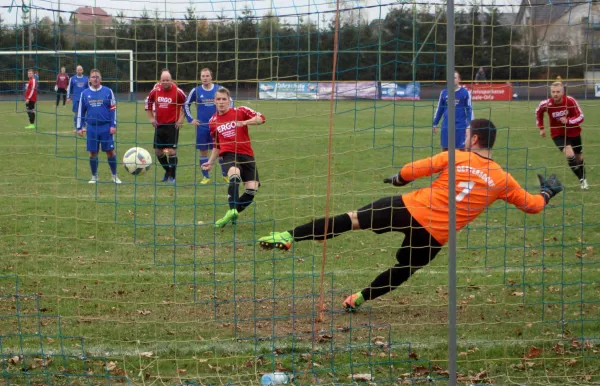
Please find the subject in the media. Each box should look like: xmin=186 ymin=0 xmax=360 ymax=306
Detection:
xmin=0 ymin=50 xmax=134 ymax=100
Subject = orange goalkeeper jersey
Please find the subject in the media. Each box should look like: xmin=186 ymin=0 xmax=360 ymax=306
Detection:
xmin=400 ymin=151 xmax=546 ymax=245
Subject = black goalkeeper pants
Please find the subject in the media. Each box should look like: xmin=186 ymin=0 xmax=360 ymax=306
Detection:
xmin=56 ymin=88 xmax=67 ymax=105
xmin=355 ymin=196 xmax=443 ymax=301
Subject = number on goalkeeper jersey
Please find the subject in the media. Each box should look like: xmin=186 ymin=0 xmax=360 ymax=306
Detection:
xmin=456 ymin=181 xmax=476 ymax=202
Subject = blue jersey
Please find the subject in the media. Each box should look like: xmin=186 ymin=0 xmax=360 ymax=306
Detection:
xmin=433 ymin=86 xmax=473 ymax=130
xmin=68 ymin=75 xmax=90 ymax=103
xmin=76 ymin=86 xmax=117 ymax=130
xmin=184 ymin=84 xmax=231 ymax=124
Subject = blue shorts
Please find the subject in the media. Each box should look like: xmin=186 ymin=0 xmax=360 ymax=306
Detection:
xmin=196 ymin=125 xmax=213 ymax=150
xmin=86 ymin=125 xmax=115 ymax=152
xmin=441 ymin=127 xmax=467 ymax=149
xmin=72 ymin=99 xmax=80 ymax=114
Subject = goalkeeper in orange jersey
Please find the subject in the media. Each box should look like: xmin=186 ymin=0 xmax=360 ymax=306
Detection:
xmin=258 ymin=119 xmax=563 ymax=311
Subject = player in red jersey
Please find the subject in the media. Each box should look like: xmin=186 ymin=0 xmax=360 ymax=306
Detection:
xmin=24 ymin=69 xmax=37 ymax=130
xmin=55 ymin=67 xmax=69 ymax=107
xmin=258 ymin=119 xmax=564 ymax=311
xmin=202 ymin=87 xmax=266 ymax=227
xmin=536 ymin=81 xmax=588 ymax=190
xmin=145 ymin=71 xmax=187 ymax=183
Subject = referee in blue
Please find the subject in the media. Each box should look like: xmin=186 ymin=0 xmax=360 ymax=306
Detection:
xmin=432 ymin=71 xmax=474 ymax=151
xmin=76 ymin=69 xmax=121 ymax=184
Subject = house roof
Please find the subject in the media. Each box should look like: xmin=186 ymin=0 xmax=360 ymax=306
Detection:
xmin=516 ymin=0 xmax=574 ymax=25
xmin=72 ymin=7 xmax=111 ymax=23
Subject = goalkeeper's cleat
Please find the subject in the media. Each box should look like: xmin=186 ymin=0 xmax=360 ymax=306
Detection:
xmin=161 ymin=173 xmax=169 ymax=182
xmin=580 ymin=178 xmax=589 ymax=190
xmin=24 ymin=124 xmax=35 ymax=130
xmin=215 ymin=209 xmax=238 ymax=228
xmin=342 ymin=292 xmax=365 ymax=312
xmin=112 ymin=175 xmax=122 ymax=184
xmin=258 ymin=231 xmax=293 ymax=251
xmin=222 ymin=176 xmax=229 ymax=183
xmin=200 ymin=177 xmax=211 ymax=185
xmin=88 ymin=175 xmax=98 ymax=184
xmin=167 ymin=177 xmax=176 ymax=184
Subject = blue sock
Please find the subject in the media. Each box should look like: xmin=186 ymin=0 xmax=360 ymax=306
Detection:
xmin=200 ymin=156 xmax=210 ymax=178
xmin=90 ymin=156 xmax=98 ymax=176
xmin=219 ymin=157 xmax=228 ymax=177
xmin=107 ymin=155 xmax=117 ymax=175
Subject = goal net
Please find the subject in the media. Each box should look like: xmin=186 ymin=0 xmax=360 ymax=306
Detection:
xmin=1 ymin=0 xmax=599 ymax=385
xmin=0 ymin=50 xmax=133 ymax=109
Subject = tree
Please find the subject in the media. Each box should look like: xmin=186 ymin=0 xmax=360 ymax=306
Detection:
xmin=0 ymin=4 xmax=536 ymax=86
xmin=177 ymin=7 xmax=199 ymax=82
xmin=133 ymin=9 xmax=158 ymax=87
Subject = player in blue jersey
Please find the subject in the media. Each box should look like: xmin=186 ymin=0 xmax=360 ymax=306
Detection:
xmin=67 ymin=65 xmax=90 ymax=132
xmin=76 ymin=69 xmax=121 ymax=184
xmin=184 ymin=68 xmax=230 ymax=184
xmin=432 ymin=71 xmax=474 ymax=151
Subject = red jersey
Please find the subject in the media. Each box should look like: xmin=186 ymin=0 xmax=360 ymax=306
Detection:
xmin=25 ymin=77 xmax=37 ymax=102
xmin=209 ymin=106 xmax=265 ymax=157
xmin=400 ymin=151 xmax=546 ymax=245
xmin=145 ymin=83 xmax=187 ymax=124
xmin=535 ymin=96 xmax=583 ymax=138
xmin=56 ymin=73 xmax=69 ymax=89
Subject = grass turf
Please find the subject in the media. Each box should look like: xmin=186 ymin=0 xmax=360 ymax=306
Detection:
xmin=0 ymin=98 xmax=599 ymax=385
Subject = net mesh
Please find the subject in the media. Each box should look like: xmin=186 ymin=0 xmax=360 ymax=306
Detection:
xmin=1 ymin=0 xmax=599 ymax=385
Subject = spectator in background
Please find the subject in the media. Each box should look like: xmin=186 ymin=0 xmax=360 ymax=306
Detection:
xmin=475 ymin=67 xmax=487 ymax=83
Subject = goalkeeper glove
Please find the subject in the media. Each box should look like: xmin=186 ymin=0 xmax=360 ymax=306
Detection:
xmin=537 ymin=173 xmax=563 ymax=203
xmin=383 ymin=173 xmax=409 ymax=187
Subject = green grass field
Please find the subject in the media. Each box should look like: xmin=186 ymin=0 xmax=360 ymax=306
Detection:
xmin=1 ymin=98 xmax=599 ymax=385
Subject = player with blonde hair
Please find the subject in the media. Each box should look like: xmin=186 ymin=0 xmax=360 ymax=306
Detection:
xmin=536 ymin=81 xmax=588 ymax=189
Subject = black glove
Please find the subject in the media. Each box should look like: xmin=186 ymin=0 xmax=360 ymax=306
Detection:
xmin=538 ymin=173 xmax=563 ymax=203
xmin=383 ymin=173 xmax=409 ymax=187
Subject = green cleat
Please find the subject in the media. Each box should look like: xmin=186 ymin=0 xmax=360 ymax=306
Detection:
xmin=24 ymin=124 xmax=35 ymax=130
xmin=215 ymin=209 xmax=238 ymax=228
xmin=342 ymin=292 xmax=365 ymax=312
xmin=258 ymin=231 xmax=294 ymax=251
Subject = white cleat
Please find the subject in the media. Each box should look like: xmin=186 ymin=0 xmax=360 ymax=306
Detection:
xmin=112 ymin=175 xmax=122 ymax=184
xmin=580 ymin=178 xmax=589 ymax=190
xmin=88 ymin=175 xmax=98 ymax=184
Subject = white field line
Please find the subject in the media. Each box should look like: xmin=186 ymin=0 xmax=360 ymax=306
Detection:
xmin=22 ymin=265 xmax=600 ymax=279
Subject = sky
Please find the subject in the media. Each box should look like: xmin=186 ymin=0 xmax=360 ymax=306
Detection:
xmin=1 ymin=0 xmax=524 ymax=24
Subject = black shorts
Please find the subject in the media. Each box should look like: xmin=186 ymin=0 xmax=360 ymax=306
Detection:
xmin=220 ymin=152 xmax=260 ymax=182
xmin=552 ymin=135 xmax=583 ymax=154
xmin=25 ymin=101 xmax=35 ymax=112
xmin=356 ymin=195 xmax=442 ymax=250
xmin=154 ymin=124 xmax=179 ymax=149
xmin=57 ymin=88 xmax=67 ymax=95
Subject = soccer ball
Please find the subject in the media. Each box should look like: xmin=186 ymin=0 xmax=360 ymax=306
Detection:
xmin=122 ymin=147 xmax=152 ymax=175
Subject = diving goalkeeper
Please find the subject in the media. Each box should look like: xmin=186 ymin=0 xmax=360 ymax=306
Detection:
xmin=258 ymin=119 xmax=563 ymax=311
